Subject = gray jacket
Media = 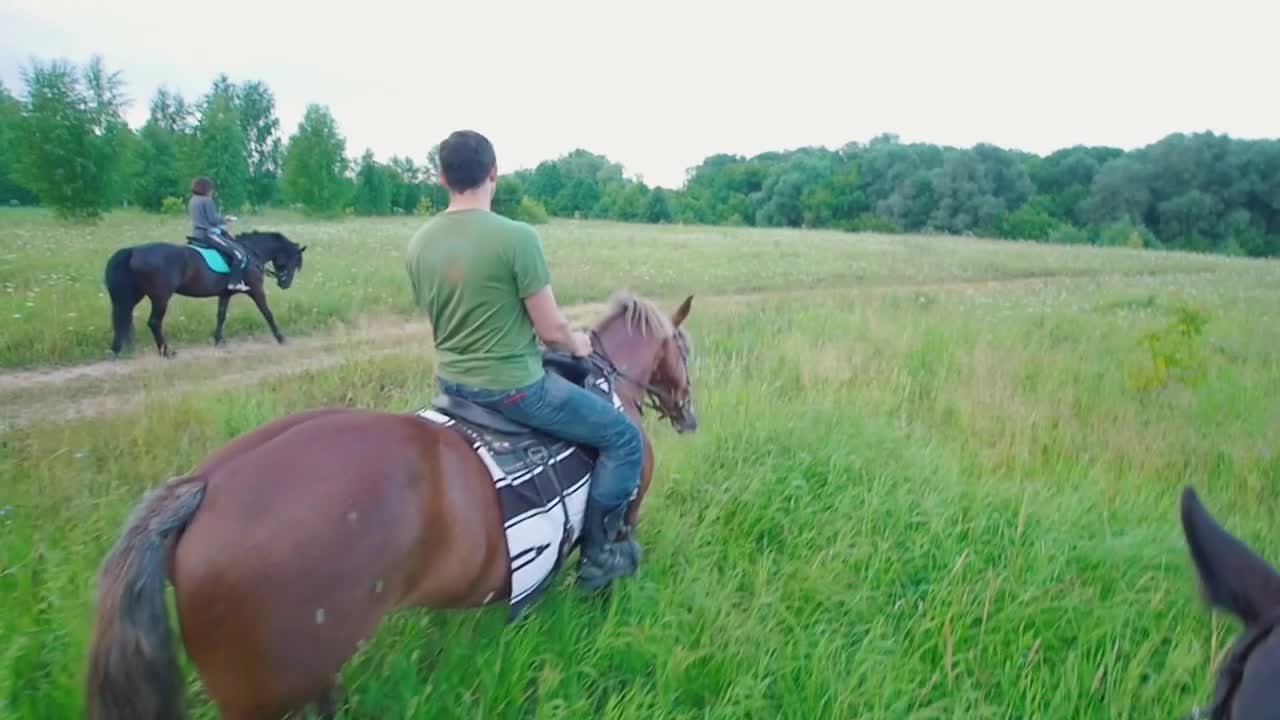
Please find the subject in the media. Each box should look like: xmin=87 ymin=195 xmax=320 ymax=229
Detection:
xmin=189 ymin=194 xmax=226 ymax=241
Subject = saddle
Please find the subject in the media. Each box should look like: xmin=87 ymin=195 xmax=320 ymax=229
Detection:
xmin=429 ymin=352 xmax=596 ymax=442
xmin=186 ymin=236 xmax=250 ymax=270
xmin=186 ymin=235 xmax=222 ymax=251
xmin=415 ymin=351 xmax=623 ymax=620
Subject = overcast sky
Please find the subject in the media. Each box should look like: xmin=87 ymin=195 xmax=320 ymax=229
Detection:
xmin=1 ymin=0 xmax=1275 ymax=188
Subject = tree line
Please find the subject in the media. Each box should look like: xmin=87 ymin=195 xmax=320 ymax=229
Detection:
xmin=2 ymin=56 xmax=1278 ymax=257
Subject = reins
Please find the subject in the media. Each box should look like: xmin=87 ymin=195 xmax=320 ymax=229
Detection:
xmin=587 ymin=329 xmax=688 ymax=421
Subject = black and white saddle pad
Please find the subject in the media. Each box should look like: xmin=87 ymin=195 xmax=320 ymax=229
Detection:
xmin=415 ymin=374 xmax=626 ymax=619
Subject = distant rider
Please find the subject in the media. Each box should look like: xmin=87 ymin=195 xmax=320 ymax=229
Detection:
xmin=188 ymin=176 xmax=249 ymax=292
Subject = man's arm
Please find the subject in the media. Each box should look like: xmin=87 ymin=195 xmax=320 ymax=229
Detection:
xmin=514 ymin=227 xmax=591 ymax=357
xmin=524 ymin=286 xmax=590 ymax=356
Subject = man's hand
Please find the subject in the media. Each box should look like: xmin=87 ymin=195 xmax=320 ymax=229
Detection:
xmin=569 ymin=330 xmax=592 ymax=358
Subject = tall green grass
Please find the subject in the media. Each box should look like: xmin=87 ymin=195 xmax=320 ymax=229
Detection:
xmin=3 ymin=261 xmax=1278 ymax=717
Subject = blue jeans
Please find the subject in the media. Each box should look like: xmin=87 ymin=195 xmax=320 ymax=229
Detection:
xmin=437 ymin=372 xmax=644 ymax=508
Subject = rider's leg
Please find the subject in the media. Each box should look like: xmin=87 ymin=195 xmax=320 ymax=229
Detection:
xmin=205 ymin=229 xmax=248 ymax=291
xmin=438 ymin=372 xmax=645 ymax=588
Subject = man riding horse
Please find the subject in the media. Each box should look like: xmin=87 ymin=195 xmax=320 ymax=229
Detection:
xmin=188 ymin=176 xmax=250 ymax=293
xmin=406 ymin=130 xmax=645 ymax=590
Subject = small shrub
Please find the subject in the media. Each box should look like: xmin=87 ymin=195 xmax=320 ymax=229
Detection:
xmin=1130 ymin=300 xmax=1212 ymax=392
xmin=1048 ymin=224 xmax=1089 ymax=245
xmin=160 ymin=196 xmax=185 ymax=215
xmin=998 ymin=203 xmax=1057 ymax=241
xmin=513 ymin=197 xmax=550 ymax=225
xmin=1099 ymin=221 xmax=1158 ymax=249
xmin=848 ymin=213 xmax=900 ymax=234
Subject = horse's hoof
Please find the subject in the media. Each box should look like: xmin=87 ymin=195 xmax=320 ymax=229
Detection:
xmin=276 ymin=336 xmax=287 ymax=345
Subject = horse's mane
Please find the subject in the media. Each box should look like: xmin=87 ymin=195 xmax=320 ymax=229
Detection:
xmin=596 ymin=291 xmax=676 ymax=339
xmin=235 ymin=230 xmax=288 ymax=246
xmin=234 ymin=231 xmax=297 ymax=260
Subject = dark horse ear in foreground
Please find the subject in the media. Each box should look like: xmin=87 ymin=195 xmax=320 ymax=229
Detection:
xmin=1179 ymin=486 xmax=1280 ymax=720
xmin=85 ymin=293 xmax=697 ymax=720
xmin=104 ymin=231 xmax=307 ymax=358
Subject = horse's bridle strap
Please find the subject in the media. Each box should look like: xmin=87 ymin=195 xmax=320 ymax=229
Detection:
xmin=587 ymin=330 xmax=681 ymax=419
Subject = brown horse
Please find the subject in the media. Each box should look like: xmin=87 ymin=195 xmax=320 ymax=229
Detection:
xmin=1179 ymin=487 xmax=1280 ymax=720
xmin=84 ymin=293 xmax=697 ymax=720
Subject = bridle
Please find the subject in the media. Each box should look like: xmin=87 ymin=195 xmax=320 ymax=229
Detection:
xmin=1183 ymin=610 xmax=1280 ymax=720
xmin=588 ymin=328 xmax=692 ymax=423
xmin=232 ymin=235 xmax=300 ymax=283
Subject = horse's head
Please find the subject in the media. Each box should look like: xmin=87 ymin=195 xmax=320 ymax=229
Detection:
xmin=272 ymin=240 xmax=306 ymax=290
xmin=653 ymin=296 xmax=696 ymax=433
xmin=593 ymin=293 xmax=698 ymax=434
xmin=237 ymin=232 xmax=307 ymax=289
xmin=1180 ymin=486 xmax=1280 ymax=720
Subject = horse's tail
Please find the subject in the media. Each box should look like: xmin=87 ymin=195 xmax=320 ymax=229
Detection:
xmin=104 ymin=248 xmax=141 ymax=355
xmin=85 ymin=475 xmax=208 ymax=720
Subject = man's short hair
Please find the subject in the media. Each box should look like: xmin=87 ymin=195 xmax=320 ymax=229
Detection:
xmin=439 ymin=130 xmax=496 ymax=193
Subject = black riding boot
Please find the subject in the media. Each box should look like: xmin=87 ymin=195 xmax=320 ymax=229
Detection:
xmin=226 ymin=261 xmax=247 ymax=292
xmin=577 ymin=498 xmax=641 ymax=591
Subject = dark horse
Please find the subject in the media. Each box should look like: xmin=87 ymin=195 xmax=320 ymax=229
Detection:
xmin=85 ymin=293 xmax=697 ymax=720
xmin=104 ymin=232 xmax=308 ymax=357
xmin=1179 ymin=487 xmax=1280 ymax=719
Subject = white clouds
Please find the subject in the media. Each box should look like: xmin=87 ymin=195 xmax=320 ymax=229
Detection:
xmin=1 ymin=0 xmax=1276 ymax=188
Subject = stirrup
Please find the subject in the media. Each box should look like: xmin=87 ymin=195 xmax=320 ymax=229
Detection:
xmin=576 ymin=500 xmax=641 ymax=590
xmin=577 ymin=543 xmax=641 ymax=590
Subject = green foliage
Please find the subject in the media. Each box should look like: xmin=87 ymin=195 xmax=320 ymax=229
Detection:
xmin=1130 ymin=300 xmax=1212 ymax=392
xmin=237 ymin=80 xmax=283 ymax=209
xmin=492 ymin=176 xmax=525 ymax=218
xmin=512 ymin=196 xmax=550 ymax=224
xmin=133 ymin=118 xmax=183 ymax=212
xmin=1047 ymin=224 xmax=1090 ymax=245
xmin=387 ymin=156 xmax=424 ymax=214
xmin=193 ymin=90 xmax=250 ymax=211
xmin=353 ymin=150 xmax=393 ymax=216
xmin=929 ymin=145 xmax=1033 ymax=234
xmin=2 ymin=54 xmax=1278 ymax=257
xmin=16 ymin=56 xmax=130 ymax=221
xmin=160 ymin=196 xmax=184 ymax=215
xmin=999 ymin=199 xmax=1059 ymax=241
xmin=1098 ymin=221 xmax=1159 ymax=249
xmin=148 ymin=86 xmax=194 ymax=135
xmin=849 ymin=212 xmax=901 ymax=233
xmin=0 ymin=81 xmax=37 ymax=205
xmin=281 ymin=104 xmax=349 ymax=217
xmin=644 ymin=188 xmax=673 ymax=223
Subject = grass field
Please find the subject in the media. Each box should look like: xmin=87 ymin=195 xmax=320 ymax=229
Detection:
xmin=0 ymin=208 xmax=1236 ymax=369
xmin=2 ymin=208 xmax=1279 ymax=718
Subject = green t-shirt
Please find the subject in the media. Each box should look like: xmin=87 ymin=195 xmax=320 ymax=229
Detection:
xmin=407 ymin=209 xmax=551 ymax=390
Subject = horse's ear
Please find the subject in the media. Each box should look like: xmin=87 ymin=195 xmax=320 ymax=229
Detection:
xmin=1181 ymin=486 xmax=1280 ymax=626
xmin=300 ymin=245 xmax=308 ymax=253
xmin=672 ymin=295 xmax=693 ymax=327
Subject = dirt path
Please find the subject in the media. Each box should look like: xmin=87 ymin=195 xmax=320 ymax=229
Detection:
xmin=0 ymin=305 xmax=609 ymax=432
xmin=0 ymin=271 xmax=1208 ymax=431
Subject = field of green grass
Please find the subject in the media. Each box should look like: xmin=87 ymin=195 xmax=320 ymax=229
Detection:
xmin=2 ymin=209 xmax=1279 ymax=718
xmin=0 ymin=207 xmax=1238 ymax=369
